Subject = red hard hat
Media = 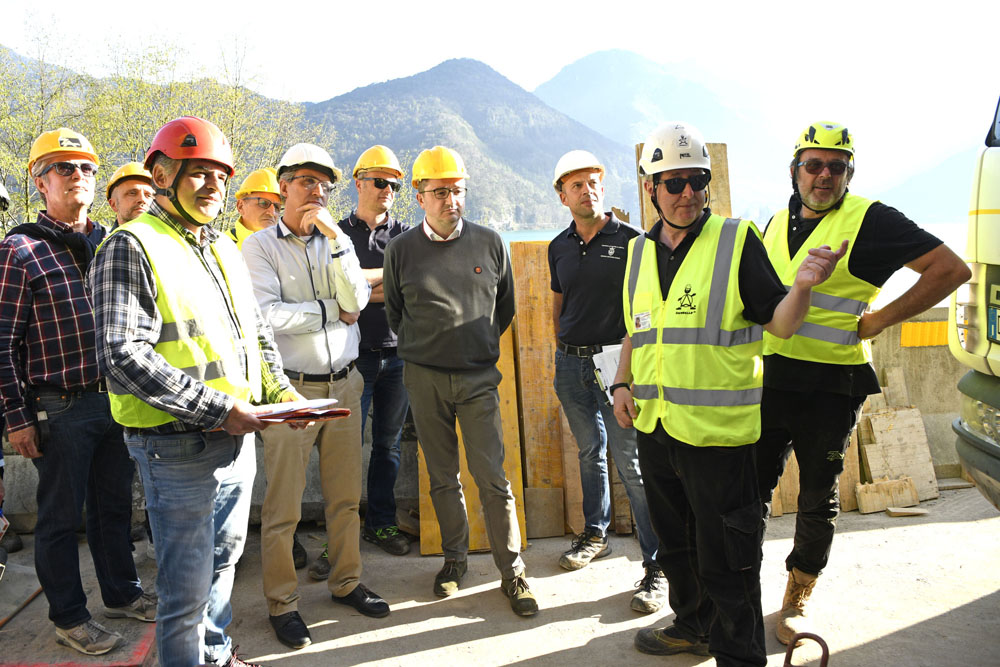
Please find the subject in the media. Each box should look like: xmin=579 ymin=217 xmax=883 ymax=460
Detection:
xmin=144 ymin=116 xmax=234 ymax=176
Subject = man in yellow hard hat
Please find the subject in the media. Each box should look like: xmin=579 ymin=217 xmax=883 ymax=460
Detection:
xmin=337 ymin=145 xmax=411 ymax=557
xmin=756 ymin=122 xmax=970 ymax=646
xmin=106 ymin=162 xmax=154 ymax=229
xmin=230 ymin=167 xmax=281 ymax=249
xmin=90 ymin=116 xmax=299 ymax=667
xmin=0 ymin=128 xmax=152 ymax=657
xmin=612 ymin=121 xmax=845 ymax=664
xmin=384 ymin=145 xmax=537 ymax=617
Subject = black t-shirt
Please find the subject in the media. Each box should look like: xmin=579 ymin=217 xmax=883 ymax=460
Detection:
xmin=337 ymin=211 xmax=410 ymax=351
xmin=763 ymin=196 xmax=943 ymax=396
xmin=645 ymin=210 xmax=787 ymax=326
xmin=548 ymin=214 xmax=641 ymax=346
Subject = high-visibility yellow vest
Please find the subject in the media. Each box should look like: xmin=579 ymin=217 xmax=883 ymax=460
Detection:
xmin=229 ymin=220 xmax=255 ymax=249
xmin=105 ymin=213 xmax=263 ymax=427
xmin=623 ymin=215 xmax=764 ymax=446
xmin=762 ymin=194 xmax=878 ymax=365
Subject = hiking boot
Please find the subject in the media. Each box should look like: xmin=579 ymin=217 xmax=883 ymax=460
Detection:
xmin=500 ymin=574 xmax=538 ymax=616
xmin=433 ymin=558 xmax=468 ymax=597
xmin=777 ymin=568 xmax=818 ymax=646
xmin=634 ymin=625 xmax=710 ymax=656
xmin=308 ymin=544 xmax=330 ymax=581
xmin=223 ymin=645 xmax=261 ymax=667
xmin=558 ymin=529 xmax=610 ymax=570
xmin=55 ymin=619 xmax=122 ymax=655
xmin=104 ymin=590 xmax=157 ymax=622
xmin=292 ymin=533 xmax=307 ymax=570
xmin=363 ymin=525 xmax=411 ymax=556
xmin=630 ymin=565 xmax=666 ymax=613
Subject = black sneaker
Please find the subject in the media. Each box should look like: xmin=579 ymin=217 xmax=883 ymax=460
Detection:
xmin=558 ymin=529 xmax=611 ymax=570
xmin=433 ymin=558 xmax=468 ymax=597
xmin=363 ymin=525 xmax=411 ymax=556
xmin=268 ymin=611 xmax=311 ymax=650
xmin=292 ymin=534 xmax=307 ymax=570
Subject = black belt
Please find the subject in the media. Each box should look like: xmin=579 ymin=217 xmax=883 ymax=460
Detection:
xmin=31 ymin=378 xmax=108 ymax=396
xmin=286 ymin=360 xmax=356 ymax=383
xmin=556 ymin=341 xmax=617 ymax=357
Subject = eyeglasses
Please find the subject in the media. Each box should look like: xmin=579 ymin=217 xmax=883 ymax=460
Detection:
xmin=41 ymin=161 xmax=98 ymax=178
xmin=655 ymin=172 xmax=711 ymax=195
xmin=797 ymin=159 xmax=850 ymax=176
xmin=419 ymin=186 xmax=467 ymax=200
xmin=288 ymin=175 xmax=336 ymax=195
xmin=359 ymin=176 xmax=401 ymax=193
xmin=244 ymin=197 xmax=280 ymax=210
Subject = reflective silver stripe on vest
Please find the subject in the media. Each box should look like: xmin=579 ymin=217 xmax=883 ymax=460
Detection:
xmin=794 ymin=321 xmax=861 ymax=346
xmin=160 ymin=318 xmax=206 ymax=343
xmin=178 ymin=359 xmax=227 ymax=383
xmin=784 ymin=286 xmax=869 ymax=317
xmin=631 ymin=383 xmax=761 ymax=406
xmin=629 ymin=218 xmax=761 ymax=349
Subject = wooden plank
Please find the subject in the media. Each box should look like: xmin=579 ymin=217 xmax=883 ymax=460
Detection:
xmin=858 ymin=415 xmax=875 ymax=483
xmin=776 ymin=451 xmax=800 ymax=514
xmin=559 ymin=409 xmax=585 ymax=535
xmin=418 ymin=327 xmax=528 ymax=555
xmin=882 ymin=366 xmax=911 ymax=408
xmin=635 ymin=142 xmax=731 ymax=231
xmin=864 ymin=408 xmax=940 ymax=501
xmin=607 ymin=448 xmax=633 ymax=535
xmin=770 ymin=485 xmax=784 ymax=517
xmin=524 ymin=487 xmax=565 ymax=538
xmin=510 ymin=242 xmax=564 ymax=490
xmin=938 ymin=477 xmax=976 ymax=491
xmin=886 ymin=506 xmax=929 ymax=517
xmin=855 ymin=476 xmax=919 ymax=514
xmin=839 ymin=429 xmax=861 ymax=512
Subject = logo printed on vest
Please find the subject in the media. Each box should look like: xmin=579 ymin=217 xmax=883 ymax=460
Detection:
xmin=676 ymin=284 xmax=697 ymax=314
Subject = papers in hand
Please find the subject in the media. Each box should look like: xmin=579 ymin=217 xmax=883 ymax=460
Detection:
xmin=254 ymin=398 xmax=350 ymax=423
xmin=592 ymin=344 xmax=622 ymax=404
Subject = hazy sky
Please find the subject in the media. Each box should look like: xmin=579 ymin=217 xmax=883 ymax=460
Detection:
xmin=3 ymin=0 xmax=996 ymax=206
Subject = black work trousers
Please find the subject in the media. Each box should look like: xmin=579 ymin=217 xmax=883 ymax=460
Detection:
xmin=755 ymin=387 xmax=866 ymax=575
xmin=637 ymin=423 xmax=766 ymax=667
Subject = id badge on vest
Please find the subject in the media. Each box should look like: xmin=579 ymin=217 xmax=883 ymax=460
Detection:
xmin=633 ymin=311 xmax=652 ymax=331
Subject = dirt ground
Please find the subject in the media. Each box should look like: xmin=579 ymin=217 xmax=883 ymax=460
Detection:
xmin=1 ymin=487 xmax=998 ymax=666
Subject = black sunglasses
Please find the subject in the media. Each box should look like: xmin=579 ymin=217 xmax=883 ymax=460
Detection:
xmin=656 ymin=172 xmax=711 ymax=195
xmin=42 ymin=161 xmax=98 ymax=178
xmin=797 ymin=159 xmax=850 ymax=176
xmin=359 ymin=176 xmax=401 ymax=193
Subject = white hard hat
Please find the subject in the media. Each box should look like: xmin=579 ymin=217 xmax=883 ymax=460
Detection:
xmin=277 ymin=143 xmax=342 ymax=183
xmin=638 ymin=122 xmax=711 ymax=177
xmin=552 ymin=150 xmax=605 ymax=192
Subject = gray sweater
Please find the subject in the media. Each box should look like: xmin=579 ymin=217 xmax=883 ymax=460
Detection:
xmin=384 ymin=221 xmax=515 ymax=371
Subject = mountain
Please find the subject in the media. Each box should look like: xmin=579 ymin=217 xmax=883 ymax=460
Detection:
xmin=305 ymin=59 xmax=638 ymax=228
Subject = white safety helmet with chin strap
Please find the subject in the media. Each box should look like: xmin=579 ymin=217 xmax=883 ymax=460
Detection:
xmin=638 ymin=121 xmax=711 ymax=178
xmin=277 ymin=143 xmax=343 ymax=184
xmin=552 ymin=150 xmax=605 ymax=192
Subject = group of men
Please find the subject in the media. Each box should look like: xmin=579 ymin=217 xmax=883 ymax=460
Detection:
xmin=0 ymin=114 xmax=969 ymax=667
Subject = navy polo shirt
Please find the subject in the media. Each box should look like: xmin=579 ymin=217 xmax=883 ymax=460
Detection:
xmin=338 ymin=211 xmax=410 ymax=351
xmin=548 ymin=213 xmax=642 ymax=346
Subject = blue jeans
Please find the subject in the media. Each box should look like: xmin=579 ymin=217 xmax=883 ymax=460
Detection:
xmin=356 ymin=349 xmax=409 ymax=530
xmin=553 ymin=349 xmax=659 ymax=566
xmin=127 ymin=429 xmax=255 ymax=667
xmin=31 ymin=390 xmax=141 ymax=628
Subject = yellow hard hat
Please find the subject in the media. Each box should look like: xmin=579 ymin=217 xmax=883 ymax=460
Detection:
xmin=28 ymin=128 xmax=100 ymax=176
xmin=794 ymin=121 xmax=854 ymax=158
xmin=106 ymin=161 xmax=153 ymax=198
xmin=235 ymin=167 xmax=280 ymax=199
xmin=353 ymin=145 xmax=404 ymax=179
xmin=411 ymin=146 xmax=468 ymax=189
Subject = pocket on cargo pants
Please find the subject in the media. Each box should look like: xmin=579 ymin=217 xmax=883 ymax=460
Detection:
xmin=722 ymin=501 xmax=763 ymax=571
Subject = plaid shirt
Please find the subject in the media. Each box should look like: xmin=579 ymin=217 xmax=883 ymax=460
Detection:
xmin=0 ymin=212 xmax=106 ymax=432
xmin=88 ymin=202 xmax=292 ymax=432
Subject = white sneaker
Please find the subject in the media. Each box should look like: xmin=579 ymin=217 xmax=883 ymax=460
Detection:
xmin=55 ymin=619 xmax=122 ymax=655
xmin=631 ymin=565 xmax=667 ymax=613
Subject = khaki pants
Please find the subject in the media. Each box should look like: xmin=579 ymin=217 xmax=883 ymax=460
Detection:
xmin=260 ymin=369 xmax=363 ymax=615
xmin=402 ymin=361 xmax=524 ymax=579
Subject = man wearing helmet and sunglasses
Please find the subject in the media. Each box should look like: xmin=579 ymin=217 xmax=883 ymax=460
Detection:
xmin=611 ymin=121 xmax=847 ymax=664
xmin=90 ymin=116 xmax=299 ymax=667
xmin=0 ymin=128 xmax=152 ymax=657
xmin=337 ymin=145 xmax=412 ymax=557
xmin=756 ymin=122 xmax=969 ymax=646
xmin=230 ymin=168 xmax=281 ymax=249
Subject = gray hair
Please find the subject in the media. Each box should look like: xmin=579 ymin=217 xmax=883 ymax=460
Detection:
xmin=152 ymin=154 xmax=181 ymax=186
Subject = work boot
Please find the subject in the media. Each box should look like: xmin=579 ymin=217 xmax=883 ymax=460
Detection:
xmin=776 ymin=567 xmax=818 ymax=645
xmin=500 ymin=573 xmax=539 ymax=616
xmin=558 ymin=528 xmax=611 ymax=570
xmin=308 ymin=544 xmax=330 ymax=580
xmin=634 ymin=625 xmax=710 ymax=656
xmin=630 ymin=565 xmax=666 ymax=613
xmin=55 ymin=619 xmax=122 ymax=656
xmin=363 ymin=525 xmax=411 ymax=556
xmin=433 ymin=558 xmax=468 ymax=597
xmin=292 ymin=533 xmax=307 ymax=570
